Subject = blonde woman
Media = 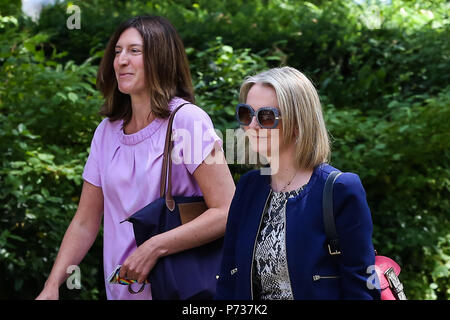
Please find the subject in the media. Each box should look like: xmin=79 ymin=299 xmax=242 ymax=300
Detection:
xmin=215 ymin=67 xmax=380 ymax=300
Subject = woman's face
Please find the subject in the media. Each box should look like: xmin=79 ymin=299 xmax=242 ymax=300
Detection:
xmin=244 ymin=83 xmax=282 ymax=158
xmin=113 ymin=28 xmax=147 ymax=97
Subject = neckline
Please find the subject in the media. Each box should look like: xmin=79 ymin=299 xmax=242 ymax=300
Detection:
xmin=272 ymin=184 xmax=306 ymax=196
xmin=262 ymin=163 xmax=324 ymax=201
xmin=118 ymin=96 xmax=187 ymax=146
xmin=119 ymin=117 xmax=163 ymax=145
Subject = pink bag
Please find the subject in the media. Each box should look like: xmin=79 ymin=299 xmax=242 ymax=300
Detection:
xmin=374 ymin=254 xmax=407 ymax=300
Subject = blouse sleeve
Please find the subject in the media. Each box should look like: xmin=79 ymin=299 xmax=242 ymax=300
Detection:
xmin=82 ymin=119 xmax=107 ymax=187
xmin=333 ymin=172 xmax=380 ymax=300
xmin=171 ymin=103 xmax=223 ymax=175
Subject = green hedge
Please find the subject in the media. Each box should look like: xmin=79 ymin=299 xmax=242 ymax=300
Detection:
xmin=1 ymin=0 xmax=449 ymax=299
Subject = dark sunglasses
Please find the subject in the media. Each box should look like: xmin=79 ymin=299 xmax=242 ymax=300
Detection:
xmin=236 ymin=103 xmax=281 ymax=129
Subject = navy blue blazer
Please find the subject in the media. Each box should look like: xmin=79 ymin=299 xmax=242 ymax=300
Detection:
xmin=215 ymin=163 xmax=380 ymax=300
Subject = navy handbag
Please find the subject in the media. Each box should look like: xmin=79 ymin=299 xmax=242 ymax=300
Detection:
xmin=123 ymin=102 xmax=223 ymax=299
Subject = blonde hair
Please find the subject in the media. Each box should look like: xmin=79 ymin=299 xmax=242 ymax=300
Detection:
xmin=239 ymin=66 xmax=330 ymax=170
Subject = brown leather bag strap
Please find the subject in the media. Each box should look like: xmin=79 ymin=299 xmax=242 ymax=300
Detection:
xmin=159 ymin=102 xmax=191 ymax=211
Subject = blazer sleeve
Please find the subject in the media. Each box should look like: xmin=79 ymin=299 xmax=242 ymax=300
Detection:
xmin=333 ymin=172 xmax=381 ymax=300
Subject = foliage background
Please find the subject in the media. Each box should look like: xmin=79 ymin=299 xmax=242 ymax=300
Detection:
xmin=0 ymin=0 xmax=448 ymax=299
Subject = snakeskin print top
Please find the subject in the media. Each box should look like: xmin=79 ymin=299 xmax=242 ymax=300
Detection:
xmin=252 ymin=185 xmax=305 ymax=300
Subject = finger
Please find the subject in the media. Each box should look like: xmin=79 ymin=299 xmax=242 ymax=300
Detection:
xmin=126 ymin=265 xmax=139 ymax=280
xmin=119 ymin=265 xmax=127 ymax=279
xmin=137 ymin=273 xmax=147 ymax=284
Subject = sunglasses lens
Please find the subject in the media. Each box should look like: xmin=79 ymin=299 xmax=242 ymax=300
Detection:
xmin=257 ymin=109 xmax=276 ymax=128
xmin=237 ymin=105 xmax=252 ymax=125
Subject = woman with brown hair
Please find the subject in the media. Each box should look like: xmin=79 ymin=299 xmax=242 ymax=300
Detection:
xmin=36 ymin=15 xmax=235 ymax=300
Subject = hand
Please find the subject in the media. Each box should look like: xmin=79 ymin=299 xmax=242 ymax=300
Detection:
xmin=36 ymin=284 xmax=59 ymax=300
xmin=119 ymin=237 xmax=164 ymax=284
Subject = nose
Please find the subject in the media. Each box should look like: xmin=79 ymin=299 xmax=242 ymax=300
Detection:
xmin=247 ymin=115 xmax=259 ymax=129
xmin=117 ymin=51 xmax=129 ymax=66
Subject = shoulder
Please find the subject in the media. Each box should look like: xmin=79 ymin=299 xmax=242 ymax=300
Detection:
xmin=90 ymin=117 xmax=122 ymax=144
xmin=313 ymin=164 xmax=368 ymax=214
xmin=94 ymin=117 xmax=121 ymax=134
xmin=176 ymin=102 xmax=210 ymax=119
xmin=314 ymin=166 xmax=373 ymax=241
xmin=316 ymin=163 xmax=365 ymax=193
xmin=335 ymin=172 xmax=366 ymax=200
xmin=237 ymin=169 xmax=266 ymax=187
xmin=317 ymin=165 xmax=370 ymax=223
xmin=93 ymin=117 xmax=109 ymax=134
xmin=232 ymin=169 xmax=270 ymax=201
xmin=170 ymin=98 xmax=213 ymax=128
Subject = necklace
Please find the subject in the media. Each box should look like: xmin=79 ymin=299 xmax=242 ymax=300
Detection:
xmin=272 ymin=171 xmax=298 ymax=193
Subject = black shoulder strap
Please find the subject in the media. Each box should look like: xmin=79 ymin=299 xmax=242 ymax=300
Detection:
xmin=323 ymin=171 xmax=342 ymax=255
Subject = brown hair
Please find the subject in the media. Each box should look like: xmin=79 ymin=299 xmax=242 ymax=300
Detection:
xmin=97 ymin=15 xmax=194 ymax=125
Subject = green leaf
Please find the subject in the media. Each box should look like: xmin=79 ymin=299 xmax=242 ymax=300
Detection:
xmin=41 ymin=188 xmax=50 ymax=198
xmin=67 ymin=92 xmax=78 ymax=103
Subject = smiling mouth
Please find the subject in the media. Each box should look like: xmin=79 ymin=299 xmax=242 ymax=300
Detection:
xmin=119 ymin=73 xmax=133 ymax=77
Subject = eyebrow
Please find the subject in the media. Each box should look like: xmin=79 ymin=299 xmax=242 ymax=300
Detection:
xmin=115 ymin=44 xmax=143 ymax=48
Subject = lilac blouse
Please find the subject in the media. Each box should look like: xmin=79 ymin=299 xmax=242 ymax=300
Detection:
xmin=82 ymin=97 xmax=222 ymax=300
